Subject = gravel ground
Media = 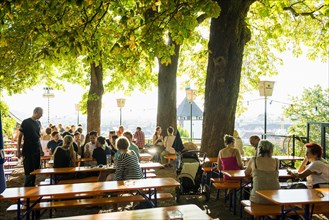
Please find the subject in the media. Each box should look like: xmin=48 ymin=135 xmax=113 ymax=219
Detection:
xmin=1 ymin=161 xmax=328 ymax=220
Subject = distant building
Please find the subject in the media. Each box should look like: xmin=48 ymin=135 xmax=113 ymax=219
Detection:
xmin=177 ymin=98 xmax=203 ymax=139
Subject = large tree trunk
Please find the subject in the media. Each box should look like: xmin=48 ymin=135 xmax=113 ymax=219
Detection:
xmin=157 ymin=37 xmax=180 ymax=137
xmin=201 ymin=0 xmax=254 ymax=157
xmin=87 ymin=62 xmax=104 ymax=134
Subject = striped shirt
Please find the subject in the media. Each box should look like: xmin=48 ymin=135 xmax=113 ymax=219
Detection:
xmin=114 ymin=151 xmax=143 ymax=181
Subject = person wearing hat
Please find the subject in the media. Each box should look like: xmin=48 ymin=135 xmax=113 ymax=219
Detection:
xmin=245 ymin=140 xmax=280 ymax=204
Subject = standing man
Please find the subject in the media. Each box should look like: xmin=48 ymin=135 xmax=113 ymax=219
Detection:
xmin=16 ymin=107 xmax=43 ymax=187
xmin=133 ymin=127 xmax=145 ymax=150
xmin=249 ymin=135 xmax=260 ymax=156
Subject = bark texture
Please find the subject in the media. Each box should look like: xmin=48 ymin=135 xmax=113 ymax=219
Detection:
xmin=87 ymin=62 xmax=104 ymax=135
xmin=201 ymin=0 xmax=254 ymax=157
xmin=157 ymin=37 xmax=180 ymax=137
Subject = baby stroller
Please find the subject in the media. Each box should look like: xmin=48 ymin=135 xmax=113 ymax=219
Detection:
xmin=176 ymin=150 xmax=210 ymax=202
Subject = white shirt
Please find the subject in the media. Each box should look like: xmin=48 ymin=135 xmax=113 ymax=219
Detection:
xmin=305 ymin=160 xmax=329 ymax=186
xmin=164 ymin=135 xmax=176 ymax=154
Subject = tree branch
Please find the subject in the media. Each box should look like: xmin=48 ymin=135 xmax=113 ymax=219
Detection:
xmin=283 ymin=3 xmax=327 ymax=19
xmin=90 ymin=3 xmax=109 ymax=40
xmin=83 ymin=1 xmax=103 ymax=32
xmin=197 ymin=13 xmax=208 ymax=24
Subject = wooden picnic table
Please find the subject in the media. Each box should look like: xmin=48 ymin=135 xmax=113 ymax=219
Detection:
xmin=46 ymin=204 xmax=213 ymax=220
xmin=31 ymin=162 xmax=164 ymax=184
xmin=4 ymin=161 xmax=19 ymax=169
xmin=3 ymin=148 xmax=18 ymax=153
xmin=139 ymin=153 xmax=153 ymax=161
xmin=0 ymin=177 xmax=180 ymax=220
xmin=221 ymin=169 xmax=296 ymax=216
xmin=256 ymin=188 xmax=329 ymax=220
xmin=47 ymin=157 xmax=95 ymax=167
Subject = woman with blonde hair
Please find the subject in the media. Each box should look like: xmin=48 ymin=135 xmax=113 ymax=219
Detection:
xmin=53 ymin=135 xmax=76 ymax=168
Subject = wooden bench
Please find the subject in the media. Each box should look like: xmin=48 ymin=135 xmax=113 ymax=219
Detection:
xmin=58 ymin=176 xmax=98 ymax=184
xmin=4 ymin=161 xmax=19 ymax=169
xmin=7 ymin=192 xmax=173 ymax=216
xmin=164 ymin=154 xmax=176 ymax=167
xmin=146 ymin=173 xmax=157 ymax=178
xmin=241 ymin=200 xmax=328 ymax=219
xmin=4 ymin=169 xmax=14 ymax=180
xmin=40 ymin=173 xmax=156 ymax=186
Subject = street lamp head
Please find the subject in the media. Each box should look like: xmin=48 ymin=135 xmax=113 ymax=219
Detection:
xmin=43 ymin=87 xmax=55 ymax=98
xmin=258 ymin=81 xmax=275 ymax=97
xmin=116 ymin=98 xmax=126 ymax=108
xmin=185 ymin=87 xmax=196 ymax=103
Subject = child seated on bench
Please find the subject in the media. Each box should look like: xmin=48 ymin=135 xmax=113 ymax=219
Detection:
xmin=98 ymin=136 xmax=143 ymax=181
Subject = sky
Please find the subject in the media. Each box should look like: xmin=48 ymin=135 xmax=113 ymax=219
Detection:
xmin=3 ymin=50 xmax=329 ymax=127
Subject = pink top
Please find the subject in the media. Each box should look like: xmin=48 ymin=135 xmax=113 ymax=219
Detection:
xmin=221 ymin=156 xmax=240 ymax=179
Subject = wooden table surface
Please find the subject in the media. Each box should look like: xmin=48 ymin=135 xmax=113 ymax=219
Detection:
xmin=30 ymin=166 xmax=116 ymax=175
xmin=47 ymin=157 xmax=95 ymax=164
xmin=242 ymin=156 xmax=304 ymax=161
xmin=0 ymin=177 xmax=180 ymax=200
xmin=222 ymin=169 xmax=293 ymax=179
xmin=3 ymin=148 xmax=18 ymax=153
xmin=205 ymin=157 xmax=218 ymax=163
xmin=256 ymin=188 xmax=329 ymax=205
xmin=45 ymin=204 xmax=213 ymax=220
xmin=31 ymin=162 xmax=163 ymax=175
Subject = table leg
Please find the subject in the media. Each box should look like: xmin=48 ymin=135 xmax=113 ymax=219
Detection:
xmin=153 ymin=188 xmax=158 ymax=207
xmin=304 ymin=204 xmax=310 ymax=220
xmin=17 ymin=199 xmax=21 ymax=220
xmin=26 ymin=198 xmax=30 ymax=220
xmin=281 ymin=205 xmax=285 ymax=220
xmin=233 ymin=188 xmax=237 ymax=215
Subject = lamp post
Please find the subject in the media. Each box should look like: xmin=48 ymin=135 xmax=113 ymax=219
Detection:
xmin=116 ymin=98 xmax=126 ymax=125
xmin=186 ymin=87 xmax=196 ymax=142
xmin=42 ymin=87 xmax=55 ymax=124
xmin=75 ymin=103 xmax=80 ymax=125
xmin=258 ymin=81 xmax=275 ymax=139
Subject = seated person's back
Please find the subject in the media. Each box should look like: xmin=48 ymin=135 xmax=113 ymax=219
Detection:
xmin=245 ymin=140 xmax=280 ymax=204
xmin=93 ymin=136 xmax=107 ymax=165
xmin=217 ymin=135 xmax=243 ymax=179
xmin=53 ymin=135 xmax=76 ymax=168
xmin=114 ymin=136 xmax=143 ymax=180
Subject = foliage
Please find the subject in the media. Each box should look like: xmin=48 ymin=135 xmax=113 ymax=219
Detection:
xmin=177 ymin=125 xmax=189 ymax=139
xmin=180 ymin=0 xmax=329 ymax=117
xmin=283 ymin=85 xmax=329 ymax=135
xmin=0 ymin=101 xmax=16 ymax=139
xmin=283 ymin=85 xmax=329 ymax=141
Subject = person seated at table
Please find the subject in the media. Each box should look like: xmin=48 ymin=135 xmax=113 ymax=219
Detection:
xmin=114 ymin=136 xmax=143 ymax=180
xmin=245 ymin=140 xmax=280 ymax=204
xmin=123 ymin=131 xmax=140 ymax=158
xmin=73 ymin=131 xmax=83 ymax=156
xmin=77 ymin=127 xmax=85 ymax=143
xmin=47 ymin=131 xmax=63 ymax=155
xmin=92 ymin=136 xmax=111 ymax=165
xmin=249 ymin=135 xmax=260 ymax=156
xmin=106 ymin=131 xmax=118 ymax=156
xmin=83 ymin=131 xmax=98 ymax=159
xmin=217 ymin=134 xmax=244 ymax=179
xmin=117 ymin=125 xmax=125 ymax=137
xmin=160 ymin=126 xmax=176 ymax=167
xmin=152 ymin=126 xmax=164 ymax=162
xmin=287 ymin=142 xmax=329 ymax=188
xmin=52 ymin=135 xmax=77 ymax=181
xmin=113 ymin=131 xmax=140 ymax=163
xmin=233 ymin=130 xmax=244 ymax=156
xmin=53 ymin=135 xmax=76 ymax=168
